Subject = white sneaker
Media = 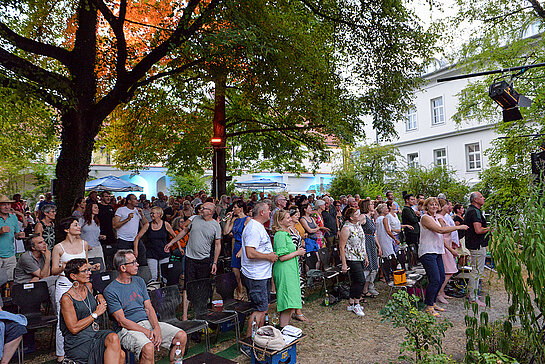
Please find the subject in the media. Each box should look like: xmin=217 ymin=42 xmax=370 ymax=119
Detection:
xmin=369 ymin=288 xmax=379 ymax=296
xmin=352 ymin=304 xmax=365 ymax=317
xmin=347 ymin=304 xmax=354 ymax=312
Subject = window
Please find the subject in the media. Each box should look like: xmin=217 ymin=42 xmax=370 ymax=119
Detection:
xmin=431 ymin=97 xmax=445 ymax=125
xmin=407 ymin=153 xmax=419 ymax=168
xmin=466 ymin=143 xmax=482 ymax=171
xmin=434 ymin=148 xmax=447 ymax=167
xmin=406 ymin=107 xmax=417 ymax=131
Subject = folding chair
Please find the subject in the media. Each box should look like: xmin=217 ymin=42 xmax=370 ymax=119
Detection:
xmin=215 ymin=272 xmax=253 ymax=315
xmin=186 ymin=278 xmax=240 ymax=348
xmin=12 ymin=282 xmax=57 ymax=364
xmin=91 ymin=270 xmax=118 ymax=294
xmin=161 ymin=261 xmax=184 ymax=287
xmin=149 ymin=285 xmax=210 ymax=352
xmin=88 ymin=256 xmax=105 ymax=272
xmin=317 ymin=247 xmax=340 ymax=285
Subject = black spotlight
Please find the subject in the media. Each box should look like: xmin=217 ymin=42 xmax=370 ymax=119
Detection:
xmin=489 ymin=80 xmax=532 ymax=122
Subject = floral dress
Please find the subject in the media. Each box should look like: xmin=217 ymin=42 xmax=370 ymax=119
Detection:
xmin=362 ymin=215 xmax=378 ymax=271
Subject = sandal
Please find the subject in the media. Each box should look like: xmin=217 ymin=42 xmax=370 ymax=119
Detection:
xmin=292 ymin=313 xmax=309 ymax=322
xmin=425 ymin=306 xmax=440 ymax=317
xmin=362 ymin=292 xmax=373 ymax=298
xmin=433 ymin=304 xmax=446 ymax=312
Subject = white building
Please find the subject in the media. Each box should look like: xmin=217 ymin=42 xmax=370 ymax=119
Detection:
xmin=364 ymin=62 xmax=501 ymax=186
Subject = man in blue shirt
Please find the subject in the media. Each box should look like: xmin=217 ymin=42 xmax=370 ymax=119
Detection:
xmin=104 ymin=250 xmax=186 ymax=363
xmin=0 ymin=195 xmax=25 ymax=280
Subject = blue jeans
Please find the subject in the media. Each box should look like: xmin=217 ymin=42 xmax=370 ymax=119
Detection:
xmin=420 ymin=253 xmax=445 ymax=306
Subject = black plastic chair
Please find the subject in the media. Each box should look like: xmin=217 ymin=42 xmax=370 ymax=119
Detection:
xmin=12 ymin=281 xmax=57 ymax=364
xmin=215 ymin=272 xmax=253 ymax=315
xmin=186 ymin=278 xmax=240 ymax=348
xmin=318 ymin=248 xmax=340 ymax=281
xmin=88 ymin=256 xmax=106 ymax=272
xmin=149 ymin=285 xmax=210 ymax=352
xmin=91 ymin=270 xmax=118 ymax=294
xmin=160 ymin=261 xmax=184 ymax=287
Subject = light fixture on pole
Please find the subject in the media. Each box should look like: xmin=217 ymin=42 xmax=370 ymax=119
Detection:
xmin=488 ymin=80 xmax=532 ymax=122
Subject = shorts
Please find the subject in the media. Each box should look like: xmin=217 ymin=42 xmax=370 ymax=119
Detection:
xmin=304 ymin=238 xmax=319 ymax=253
xmin=118 ymin=320 xmax=183 ymax=360
xmin=241 ymin=274 xmax=270 ymax=312
xmin=4 ymin=320 xmax=27 ymax=344
xmin=185 ymin=257 xmax=211 ymax=289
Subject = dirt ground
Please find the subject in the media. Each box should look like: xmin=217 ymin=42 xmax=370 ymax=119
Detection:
xmin=26 ymin=269 xmax=509 ymax=363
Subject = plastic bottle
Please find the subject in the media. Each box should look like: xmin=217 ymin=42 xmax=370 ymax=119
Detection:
xmin=173 ymin=341 xmax=183 ymax=364
xmin=265 ymin=313 xmax=269 ymax=325
xmin=324 ymin=287 xmax=330 ymax=306
xmin=251 ymin=317 xmax=258 ymax=339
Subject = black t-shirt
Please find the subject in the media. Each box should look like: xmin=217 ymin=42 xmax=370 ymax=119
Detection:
xmin=464 ymin=205 xmax=488 ymax=250
xmin=98 ymin=203 xmax=115 ymax=244
xmin=453 ymin=215 xmax=465 ymax=239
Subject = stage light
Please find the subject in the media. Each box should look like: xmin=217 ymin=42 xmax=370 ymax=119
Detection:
xmin=489 ymin=80 xmax=532 ymax=122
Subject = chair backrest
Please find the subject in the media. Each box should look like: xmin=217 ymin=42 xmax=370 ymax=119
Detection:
xmin=305 ymin=251 xmax=318 ymax=270
xmin=331 ymin=245 xmax=341 ymax=266
xmin=88 ymin=256 xmax=105 ymax=272
xmin=12 ymin=281 xmax=50 ymax=314
xmin=317 ymin=247 xmax=331 ymax=270
xmin=160 ymin=261 xmax=183 ymax=286
xmin=92 ymin=270 xmax=118 ymax=294
xmin=215 ymin=272 xmax=237 ymax=303
xmin=186 ymin=278 xmax=213 ymax=318
xmin=149 ymin=285 xmax=181 ymax=322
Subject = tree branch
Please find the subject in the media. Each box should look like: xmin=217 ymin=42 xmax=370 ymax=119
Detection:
xmin=0 ymin=22 xmax=72 ymax=67
xmin=132 ymin=58 xmax=205 ymax=89
xmin=298 ymin=0 xmax=365 ymax=29
xmin=0 ymin=75 xmax=66 ymax=110
xmin=226 ymin=124 xmax=325 ymax=138
xmin=483 ymin=5 xmax=534 ymax=22
xmin=528 ymin=0 xmax=545 ymax=19
xmin=0 ymin=47 xmax=73 ymax=97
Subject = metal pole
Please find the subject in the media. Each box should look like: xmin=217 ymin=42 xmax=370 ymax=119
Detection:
xmin=437 ymin=62 xmax=545 ymax=83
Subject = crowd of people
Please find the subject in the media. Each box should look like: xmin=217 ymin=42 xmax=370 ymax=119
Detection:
xmin=0 ymin=187 xmax=490 ymax=362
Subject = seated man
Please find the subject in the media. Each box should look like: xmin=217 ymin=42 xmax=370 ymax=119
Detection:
xmin=14 ymin=234 xmax=57 ymax=308
xmin=104 ymin=250 xmax=186 ymax=364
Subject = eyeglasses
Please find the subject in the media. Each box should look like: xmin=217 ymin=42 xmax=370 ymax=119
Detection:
xmin=123 ymin=260 xmax=138 ymax=266
xmin=79 ymin=268 xmax=92 ymax=274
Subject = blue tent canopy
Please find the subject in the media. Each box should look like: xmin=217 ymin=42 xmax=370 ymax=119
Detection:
xmin=85 ymin=175 xmax=144 ymax=192
xmin=235 ymin=178 xmax=286 ymax=190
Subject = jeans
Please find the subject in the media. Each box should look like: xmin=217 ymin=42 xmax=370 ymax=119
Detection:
xmin=420 ymin=253 xmax=445 ymax=307
xmin=468 ymin=247 xmax=487 ymax=301
xmin=347 ymin=260 xmax=366 ymax=299
xmin=147 ymin=257 xmax=170 ymax=281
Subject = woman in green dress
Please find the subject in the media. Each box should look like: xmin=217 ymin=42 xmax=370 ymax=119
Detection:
xmin=272 ymin=210 xmax=306 ymax=328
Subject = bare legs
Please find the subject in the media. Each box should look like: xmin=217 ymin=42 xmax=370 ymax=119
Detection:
xmin=233 ymin=268 xmax=244 ymax=299
xmin=169 ymin=331 xmax=187 ymax=364
xmin=103 ymin=333 xmax=125 ymax=364
xmin=245 ymin=311 xmax=266 ymax=338
xmin=437 ymin=273 xmax=453 ymax=304
xmin=279 ymin=309 xmax=294 ymax=328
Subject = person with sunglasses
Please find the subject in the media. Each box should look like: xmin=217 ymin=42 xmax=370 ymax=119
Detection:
xmin=104 ymin=250 xmax=187 ymax=364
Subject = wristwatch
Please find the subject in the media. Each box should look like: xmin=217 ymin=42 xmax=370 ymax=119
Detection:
xmin=91 ymin=312 xmax=98 ymax=320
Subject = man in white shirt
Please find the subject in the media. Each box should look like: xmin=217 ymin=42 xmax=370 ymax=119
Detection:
xmin=240 ymin=202 xmax=278 ymax=352
xmin=113 ymin=194 xmax=149 ymax=265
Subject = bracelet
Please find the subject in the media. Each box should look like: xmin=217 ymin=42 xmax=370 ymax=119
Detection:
xmin=212 ymin=262 xmax=217 ymax=265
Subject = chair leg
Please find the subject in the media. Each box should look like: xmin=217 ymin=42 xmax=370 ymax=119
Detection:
xmin=204 ymin=323 xmax=211 ymax=352
xmin=18 ymin=337 xmax=23 ymax=364
xmin=234 ymin=314 xmax=240 ymax=351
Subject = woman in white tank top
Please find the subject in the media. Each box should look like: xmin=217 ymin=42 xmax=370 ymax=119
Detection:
xmin=419 ymin=198 xmax=468 ymax=318
xmin=51 ymin=217 xmax=89 ymax=362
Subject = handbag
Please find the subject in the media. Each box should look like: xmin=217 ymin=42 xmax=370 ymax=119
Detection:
xmin=253 ymin=325 xmax=286 ymax=360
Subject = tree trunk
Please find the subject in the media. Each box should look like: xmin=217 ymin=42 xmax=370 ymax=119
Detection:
xmin=55 ymin=110 xmax=96 ymax=220
xmin=212 ymin=71 xmax=227 ymax=198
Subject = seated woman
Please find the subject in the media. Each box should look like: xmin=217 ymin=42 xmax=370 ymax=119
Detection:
xmin=60 ymin=258 xmax=125 ymax=364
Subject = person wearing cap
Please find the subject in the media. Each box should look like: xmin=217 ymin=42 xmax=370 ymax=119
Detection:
xmin=0 ymin=195 xmax=25 ymax=280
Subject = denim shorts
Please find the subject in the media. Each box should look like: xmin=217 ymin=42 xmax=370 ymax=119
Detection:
xmin=241 ymin=274 xmax=271 ymax=312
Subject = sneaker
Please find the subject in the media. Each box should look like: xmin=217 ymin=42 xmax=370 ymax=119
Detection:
xmin=347 ymin=304 xmax=355 ymax=312
xmin=352 ymin=304 xmax=365 ymax=317
xmin=240 ymin=344 xmax=252 ymax=358
xmin=368 ymin=288 xmax=380 ymax=296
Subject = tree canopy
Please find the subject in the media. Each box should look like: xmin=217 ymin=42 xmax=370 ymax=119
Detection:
xmin=0 ymin=0 xmax=437 ymax=216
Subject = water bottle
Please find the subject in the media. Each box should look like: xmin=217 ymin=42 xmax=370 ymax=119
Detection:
xmin=324 ymin=287 xmax=330 ymax=306
xmin=173 ymin=341 xmax=183 ymax=364
xmin=265 ymin=313 xmax=269 ymax=325
xmin=251 ymin=317 xmax=258 ymax=339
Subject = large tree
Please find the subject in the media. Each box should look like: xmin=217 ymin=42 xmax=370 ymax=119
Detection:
xmin=0 ymin=0 xmax=436 ymax=217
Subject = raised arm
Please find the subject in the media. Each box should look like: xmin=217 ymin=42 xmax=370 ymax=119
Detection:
xmin=422 ymin=215 xmax=468 ymax=234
